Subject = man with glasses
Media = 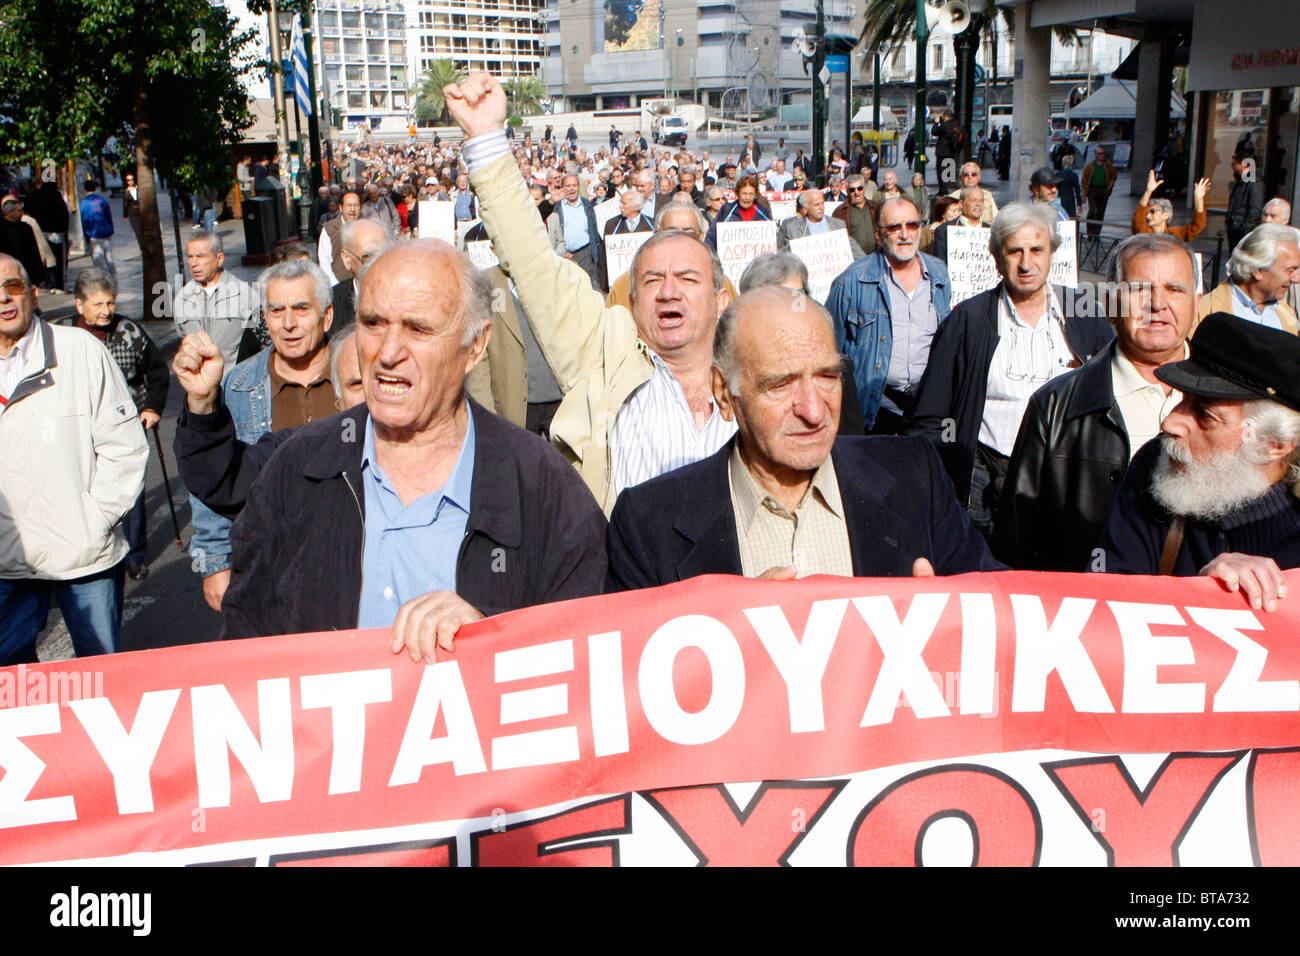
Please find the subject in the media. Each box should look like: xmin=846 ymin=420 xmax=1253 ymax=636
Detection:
xmin=0 ymin=254 xmax=148 ymax=665
xmin=332 ymin=219 xmax=392 ymax=328
xmin=832 ymin=174 xmax=879 ymax=256
xmin=947 ymin=162 xmax=998 ymax=225
xmin=827 ymin=197 xmax=951 ymax=436
xmin=911 ymin=203 xmax=1112 ymax=537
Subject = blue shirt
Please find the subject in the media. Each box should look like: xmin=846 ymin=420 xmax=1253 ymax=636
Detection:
xmin=559 ymin=198 xmax=590 ymax=251
xmin=1229 ymin=280 xmax=1286 ymax=331
xmin=882 ymin=257 xmax=939 ymax=407
xmin=357 ymin=412 xmax=476 ymax=628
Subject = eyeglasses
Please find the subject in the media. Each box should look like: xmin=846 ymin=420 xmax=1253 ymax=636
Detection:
xmin=881 ymin=220 xmax=922 ymax=235
xmin=847 ymin=186 xmax=865 ymax=194
xmin=1 ymin=278 xmax=28 ymax=297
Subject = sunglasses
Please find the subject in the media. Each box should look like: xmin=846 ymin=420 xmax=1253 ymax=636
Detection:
xmin=1 ymin=278 xmax=28 ymax=297
xmin=882 ymin=220 xmax=922 ymax=235
xmin=847 ymin=186 xmax=865 ymax=193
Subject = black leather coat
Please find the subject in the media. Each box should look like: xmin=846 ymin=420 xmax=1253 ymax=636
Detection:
xmin=993 ymin=342 xmax=1131 ymax=571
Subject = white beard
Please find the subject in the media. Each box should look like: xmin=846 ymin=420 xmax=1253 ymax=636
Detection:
xmin=1150 ymin=435 xmax=1273 ymax=523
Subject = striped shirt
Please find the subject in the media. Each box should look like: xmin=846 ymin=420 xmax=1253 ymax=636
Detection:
xmin=609 ymin=350 xmax=736 ymax=498
xmin=979 ymin=288 xmax=1075 ymax=456
xmin=728 ymin=444 xmax=853 ymax=578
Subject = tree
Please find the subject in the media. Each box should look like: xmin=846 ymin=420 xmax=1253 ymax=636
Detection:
xmin=0 ymin=0 xmax=255 ymax=316
xmin=411 ymin=60 xmax=467 ymax=125
xmin=505 ymin=76 xmax=546 ymax=117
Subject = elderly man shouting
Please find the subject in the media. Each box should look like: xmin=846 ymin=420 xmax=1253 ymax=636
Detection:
xmin=219 ymin=240 xmax=607 ymax=661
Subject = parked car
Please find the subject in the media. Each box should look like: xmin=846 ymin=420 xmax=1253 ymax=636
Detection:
xmin=654 ymin=115 xmax=689 ymax=146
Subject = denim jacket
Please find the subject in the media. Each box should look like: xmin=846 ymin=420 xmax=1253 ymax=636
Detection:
xmin=190 ymin=348 xmax=272 ymax=577
xmin=825 ymin=250 xmax=951 ymax=428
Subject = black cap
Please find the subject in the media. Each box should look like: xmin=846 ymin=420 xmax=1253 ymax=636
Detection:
xmin=1155 ymin=312 xmax=1300 ymax=411
xmin=1030 ymin=167 xmax=1062 ymax=188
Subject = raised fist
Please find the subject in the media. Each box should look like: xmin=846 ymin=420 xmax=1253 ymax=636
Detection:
xmin=172 ymin=331 xmax=224 ymax=415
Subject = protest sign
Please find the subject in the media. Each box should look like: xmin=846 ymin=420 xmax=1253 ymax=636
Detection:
xmin=604 ymin=231 xmax=653 ymax=284
xmin=770 ymin=200 xmax=797 ymax=224
xmin=3 ymin=571 xmax=1298 ymax=867
xmin=948 ymin=220 xmax=1078 ymax=304
xmin=789 ymin=230 xmax=855 ymax=303
xmin=416 ymin=200 xmax=454 ymax=243
xmin=465 ymin=240 xmax=499 ymax=272
xmin=593 ymin=197 xmax=621 ymax=235
xmin=716 ymin=221 xmax=778 ymax=286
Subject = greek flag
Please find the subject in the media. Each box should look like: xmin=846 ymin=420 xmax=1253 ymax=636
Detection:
xmin=290 ymin=13 xmax=312 ymax=116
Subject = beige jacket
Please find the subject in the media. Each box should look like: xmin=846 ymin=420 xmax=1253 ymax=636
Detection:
xmin=0 ymin=321 xmax=147 ymax=579
xmin=1197 ymin=281 xmax=1298 ymax=334
xmin=945 ymin=186 xmax=998 ymax=225
xmin=471 ymin=153 xmax=654 ymax=513
xmin=465 ymin=265 xmax=529 ymax=428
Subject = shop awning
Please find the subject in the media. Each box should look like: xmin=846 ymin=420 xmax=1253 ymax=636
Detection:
xmin=1062 ymin=79 xmax=1185 ymax=120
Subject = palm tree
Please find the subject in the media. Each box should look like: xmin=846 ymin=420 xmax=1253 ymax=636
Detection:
xmin=410 ymin=59 xmax=466 ymax=125
xmin=505 ymin=76 xmax=546 ymax=117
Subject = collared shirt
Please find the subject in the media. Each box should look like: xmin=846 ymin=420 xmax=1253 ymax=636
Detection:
xmin=1111 ymin=343 xmax=1185 ymax=458
xmin=268 ymin=356 xmax=336 ymax=431
xmin=806 ymin=216 xmax=830 ymax=236
xmin=1229 ymin=280 xmax=1285 ymax=331
xmin=765 ymin=170 xmax=786 ymax=192
xmin=727 ymin=444 xmax=853 ymax=578
xmin=882 ymin=256 xmax=940 ymax=411
xmin=174 ymin=270 xmax=256 ymax=365
xmin=0 ymin=319 xmax=37 ymax=403
xmin=980 ymin=287 xmax=1074 ymax=455
xmin=357 ymin=412 xmax=476 ymax=628
xmin=609 ymin=350 xmax=737 ymax=498
xmin=560 ymin=198 xmax=590 ymax=251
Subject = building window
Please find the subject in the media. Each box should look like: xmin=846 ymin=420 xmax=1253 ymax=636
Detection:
xmin=931 ymin=45 xmax=943 ymax=71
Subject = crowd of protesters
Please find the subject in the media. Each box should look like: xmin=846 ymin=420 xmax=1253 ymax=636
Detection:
xmin=1 ymin=70 xmax=1299 ymax=668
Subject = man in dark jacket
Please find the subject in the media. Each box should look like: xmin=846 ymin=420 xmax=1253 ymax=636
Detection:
xmin=994 ymin=233 xmax=1197 ymax=570
xmin=932 ymin=109 xmax=961 ymax=193
xmin=1226 ymin=152 xmax=1264 ymax=253
xmin=1091 ymin=312 xmax=1300 ymax=611
xmin=214 ymin=241 xmax=607 ymax=660
xmin=606 ymin=286 xmax=999 ymax=589
xmin=910 ymin=203 xmax=1114 ymax=537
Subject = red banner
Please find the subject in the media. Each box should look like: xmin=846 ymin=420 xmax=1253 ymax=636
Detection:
xmin=3 ymin=571 xmax=1299 ymax=866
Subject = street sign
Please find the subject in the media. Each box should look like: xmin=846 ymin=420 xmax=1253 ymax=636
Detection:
xmin=974 ymin=63 xmax=985 ymax=84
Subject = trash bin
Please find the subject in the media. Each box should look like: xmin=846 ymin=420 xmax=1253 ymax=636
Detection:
xmin=254 ymin=176 xmax=290 ymax=239
xmin=296 ymin=196 xmax=314 ymax=243
xmin=243 ymin=196 xmax=276 ymax=257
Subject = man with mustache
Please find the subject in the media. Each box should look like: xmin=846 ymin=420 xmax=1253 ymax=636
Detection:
xmin=1093 ymin=312 xmax=1300 ymax=611
xmin=827 ymin=196 xmax=952 ymax=436
xmin=911 ymin=203 xmax=1113 ymax=538
xmin=995 ymin=233 xmax=1197 ymax=570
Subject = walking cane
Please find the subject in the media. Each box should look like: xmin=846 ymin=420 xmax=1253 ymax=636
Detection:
xmin=150 ymin=424 xmax=186 ymax=551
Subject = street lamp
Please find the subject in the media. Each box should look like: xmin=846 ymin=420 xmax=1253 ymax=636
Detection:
xmin=674 ymin=29 xmax=683 ymax=101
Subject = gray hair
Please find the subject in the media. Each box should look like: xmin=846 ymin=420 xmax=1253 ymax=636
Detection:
xmin=713 ymin=286 xmax=834 ymax=395
xmin=961 ymin=186 xmax=984 ymax=202
xmin=678 ymin=164 xmax=697 ymax=177
xmin=653 ymin=199 xmax=709 ymax=236
xmin=1110 ymin=232 xmax=1198 ymax=284
xmin=989 ymin=202 xmax=1062 ymax=264
xmin=0 ymin=253 xmax=28 ymax=285
xmin=796 ymin=189 xmax=823 ymax=212
xmin=257 ymin=258 xmax=333 ymax=315
xmin=1244 ymin=398 xmax=1300 ymax=492
xmin=188 ymin=228 xmax=222 ymax=257
xmin=1149 ymin=197 xmax=1174 ymax=219
xmin=328 ymin=325 xmax=357 ymax=401
xmin=1263 ymin=197 xmax=1291 ymax=220
xmin=628 ymin=230 xmax=725 ymax=306
xmin=738 ymin=252 xmax=809 ymax=295
xmin=1229 ymin=223 xmax=1300 ymax=284
xmin=455 ymin=251 xmax=495 ymax=346
xmin=846 ymin=173 xmax=866 ymax=188
xmin=74 ymin=266 xmax=118 ymax=301
xmin=621 ymin=188 xmax=645 ymax=212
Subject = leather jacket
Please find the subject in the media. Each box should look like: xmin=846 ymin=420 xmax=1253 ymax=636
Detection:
xmin=993 ymin=341 xmax=1130 ymax=571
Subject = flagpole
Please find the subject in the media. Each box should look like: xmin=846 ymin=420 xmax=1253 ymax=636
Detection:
xmin=298 ymin=9 xmax=324 ymax=193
